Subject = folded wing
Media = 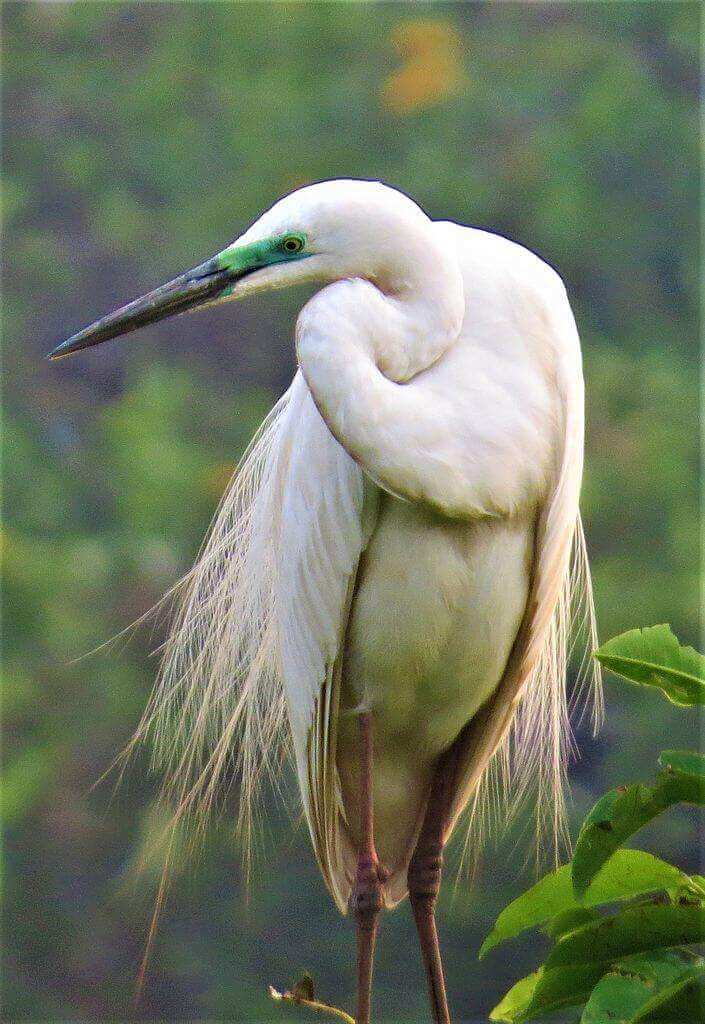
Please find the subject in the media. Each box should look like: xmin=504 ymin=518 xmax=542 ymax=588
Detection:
xmin=274 ymin=373 xmax=378 ymax=909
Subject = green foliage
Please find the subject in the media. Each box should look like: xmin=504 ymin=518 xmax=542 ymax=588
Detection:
xmin=480 ymin=850 xmax=686 ymax=958
xmin=545 ymin=902 xmax=705 ymax=969
xmin=491 ymin=965 xmax=607 ymax=1023
xmin=582 ymin=951 xmax=705 ymax=1024
xmin=595 ymin=625 xmax=705 ymax=706
xmin=492 ymin=952 xmax=705 ymax=1024
xmin=572 ymin=750 xmax=705 ymax=898
xmin=485 ymin=629 xmax=705 ymax=1023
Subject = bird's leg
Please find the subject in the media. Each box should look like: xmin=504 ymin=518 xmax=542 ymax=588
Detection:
xmin=407 ymin=760 xmax=453 ymax=1024
xmin=353 ymin=710 xmax=385 ymax=1024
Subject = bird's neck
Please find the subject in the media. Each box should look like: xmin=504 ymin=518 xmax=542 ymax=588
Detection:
xmin=294 ymin=235 xmax=466 ymax=505
xmin=299 ymin=228 xmax=465 ymax=385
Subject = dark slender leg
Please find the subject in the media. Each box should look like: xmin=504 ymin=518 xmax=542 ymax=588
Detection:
xmin=407 ymin=760 xmax=454 ymax=1024
xmin=353 ymin=711 xmax=384 ymax=1024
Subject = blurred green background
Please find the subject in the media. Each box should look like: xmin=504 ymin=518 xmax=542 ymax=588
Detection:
xmin=4 ymin=2 xmax=700 ymax=1020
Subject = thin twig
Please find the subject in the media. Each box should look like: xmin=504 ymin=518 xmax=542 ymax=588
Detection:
xmin=269 ymin=984 xmax=356 ymax=1024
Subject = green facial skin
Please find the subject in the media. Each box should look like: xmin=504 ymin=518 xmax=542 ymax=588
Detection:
xmin=215 ymin=233 xmax=308 ymax=295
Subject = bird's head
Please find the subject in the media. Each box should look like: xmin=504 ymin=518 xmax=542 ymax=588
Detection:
xmin=48 ymin=179 xmax=434 ymax=360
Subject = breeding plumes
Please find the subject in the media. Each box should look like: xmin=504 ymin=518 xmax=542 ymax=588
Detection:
xmin=51 ymin=179 xmax=601 ymax=1024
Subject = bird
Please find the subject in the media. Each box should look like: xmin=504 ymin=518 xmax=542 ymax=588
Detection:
xmin=50 ymin=178 xmax=601 ymax=1024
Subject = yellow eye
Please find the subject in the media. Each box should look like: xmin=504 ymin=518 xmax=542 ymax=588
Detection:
xmin=282 ymin=235 xmax=304 ymax=254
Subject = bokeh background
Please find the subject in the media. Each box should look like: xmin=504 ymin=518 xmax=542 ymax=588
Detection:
xmin=4 ymin=2 xmax=700 ymax=1020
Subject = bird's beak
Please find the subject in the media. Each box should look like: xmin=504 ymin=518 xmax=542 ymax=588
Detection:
xmin=48 ymin=247 xmax=256 ymax=360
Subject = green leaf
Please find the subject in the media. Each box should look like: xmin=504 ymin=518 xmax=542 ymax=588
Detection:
xmin=659 ymin=750 xmax=705 ymax=804
xmin=582 ymin=950 xmax=704 ymax=1023
xmin=680 ymin=875 xmax=705 ymax=899
xmin=480 ymin=850 xmax=686 ymax=957
xmin=545 ymin=907 xmax=601 ymax=940
xmin=547 ymin=902 xmax=705 ymax=970
xmin=637 ymin=967 xmax=705 ymax=1021
xmin=490 ymin=971 xmax=542 ymax=1023
xmin=490 ymin=964 xmax=606 ymax=1023
xmin=572 ymin=753 xmax=705 ymax=897
xmin=594 ymin=625 xmax=705 ymax=706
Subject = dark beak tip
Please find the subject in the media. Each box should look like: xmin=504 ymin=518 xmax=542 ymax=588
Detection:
xmin=46 ymin=260 xmax=236 ymax=363
xmin=47 ymin=340 xmax=74 ymax=361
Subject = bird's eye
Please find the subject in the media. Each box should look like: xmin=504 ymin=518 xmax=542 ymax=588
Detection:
xmin=282 ymin=235 xmax=304 ymax=254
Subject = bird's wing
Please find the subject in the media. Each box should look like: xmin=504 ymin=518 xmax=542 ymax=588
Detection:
xmin=142 ymin=370 xmax=376 ymax=906
xmin=274 ymin=372 xmax=378 ymax=911
xmin=442 ymin=285 xmax=600 ymax=855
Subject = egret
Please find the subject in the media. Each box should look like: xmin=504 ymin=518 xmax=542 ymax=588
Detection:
xmin=50 ymin=179 xmax=601 ymax=1024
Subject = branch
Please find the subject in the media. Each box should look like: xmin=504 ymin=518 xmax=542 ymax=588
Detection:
xmin=269 ymin=973 xmax=356 ymax=1024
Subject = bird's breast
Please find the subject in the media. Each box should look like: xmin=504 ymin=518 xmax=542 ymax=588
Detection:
xmin=341 ymin=494 xmax=534 ymax=756
xmin=336 ymin=493 xmax=534 ymax=871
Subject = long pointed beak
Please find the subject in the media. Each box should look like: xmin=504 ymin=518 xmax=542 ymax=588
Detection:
xmin=48 ymin=255 xmax=244 ymax=360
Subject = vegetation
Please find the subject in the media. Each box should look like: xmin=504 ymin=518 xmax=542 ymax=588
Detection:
xmin=4 ymin=4 xmax=698 ymax=1019
xmin=485 ymin=627 xmax=705 ymax=1023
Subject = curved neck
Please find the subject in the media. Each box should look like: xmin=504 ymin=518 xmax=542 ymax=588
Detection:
xmin=300 ymin=228 xmax=464 ymax=385
xmin=370 ymin=219 xmax=465 ymax=383
xmin=294 ymin=241 xmax=469 ymax=511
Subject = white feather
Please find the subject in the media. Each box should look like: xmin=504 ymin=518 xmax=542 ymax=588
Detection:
xmin=273 ymin=373 xmax=377 ymax=906
xmin=131 ymin=372 xmax=374 ymax=883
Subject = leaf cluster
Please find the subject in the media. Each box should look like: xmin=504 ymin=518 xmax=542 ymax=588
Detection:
xmin=484 ymin=626 xmax=705 ymax=1024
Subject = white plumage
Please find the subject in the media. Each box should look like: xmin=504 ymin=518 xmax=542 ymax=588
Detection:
xmin=60 ymin=179 xmax=601 ymax=1021
xmin=130 ymin=181 xmax=601 ymax=913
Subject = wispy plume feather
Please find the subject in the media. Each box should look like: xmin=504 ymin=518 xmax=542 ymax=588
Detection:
xmin=129 ymin=387 xmax=294 ymax=872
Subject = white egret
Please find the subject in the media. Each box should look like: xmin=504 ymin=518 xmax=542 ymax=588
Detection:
xmin=50 ymin=179 xmax=601 ymax=1024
